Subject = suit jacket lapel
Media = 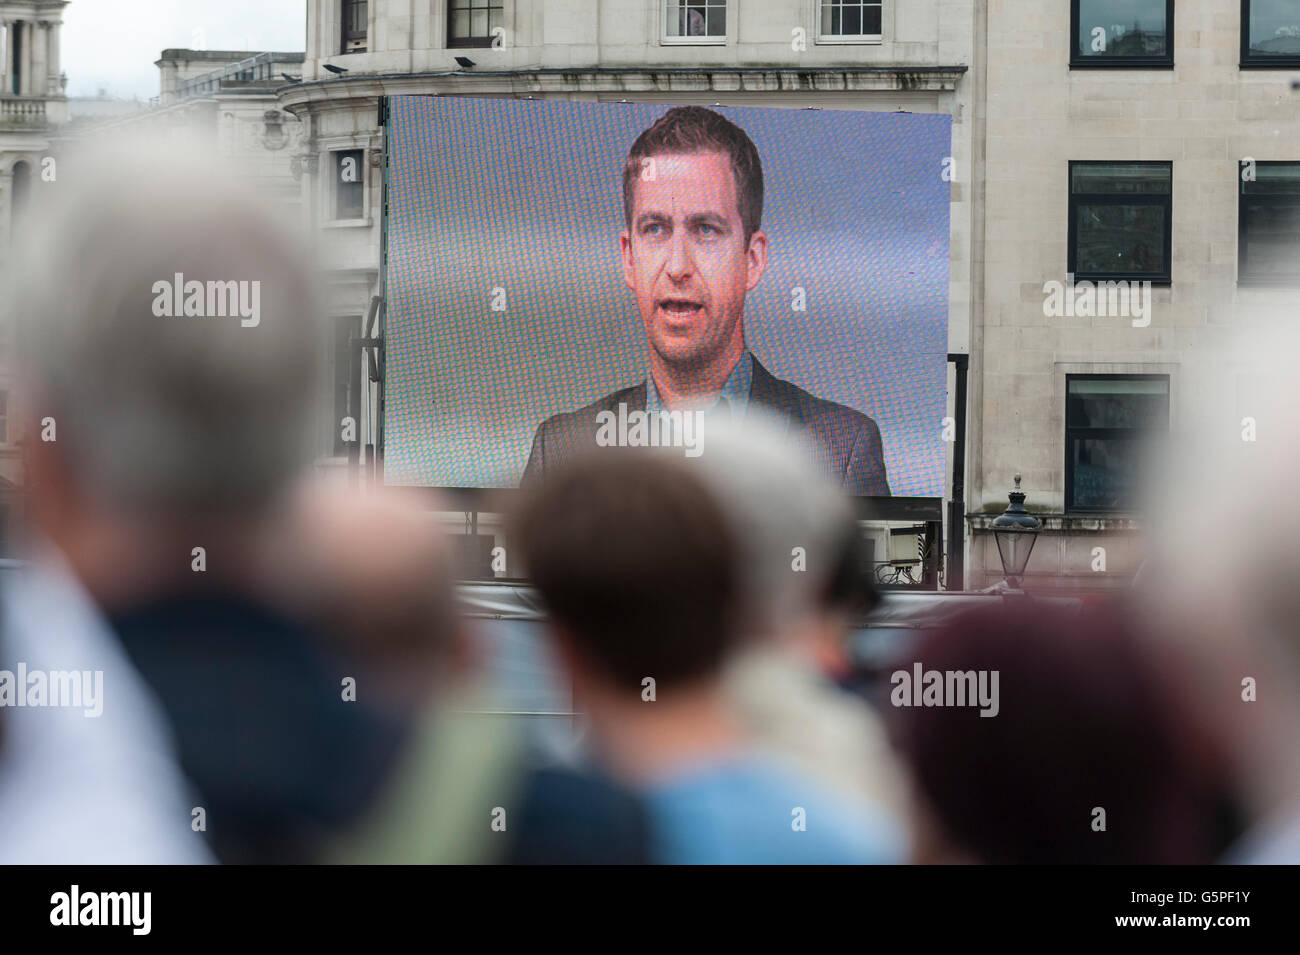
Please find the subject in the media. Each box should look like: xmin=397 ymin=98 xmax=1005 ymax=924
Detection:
xmin=747 ymin=357 xmax=794 ymax=434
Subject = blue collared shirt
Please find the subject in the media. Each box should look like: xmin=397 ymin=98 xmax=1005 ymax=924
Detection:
xmin=646 ymin=350 xmax=753 ymax=423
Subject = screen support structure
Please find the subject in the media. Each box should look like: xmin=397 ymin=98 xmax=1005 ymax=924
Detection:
xmin=947 ymin=352 xmax=969 ymax=591
xmin=346 ymin=96 xmax=390 ymax=487
xmin=347 ymin=295 xmax=384 ymax=488
xmin=371 ymin=95 xmax=968 ymax=590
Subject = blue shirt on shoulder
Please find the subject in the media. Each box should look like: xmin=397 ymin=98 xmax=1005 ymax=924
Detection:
xmin=641 ymin=752 xmax=903 ymax=865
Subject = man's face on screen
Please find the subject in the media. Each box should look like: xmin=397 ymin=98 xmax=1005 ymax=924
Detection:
xmin=620 ymin=150 xmax=767 ymax=371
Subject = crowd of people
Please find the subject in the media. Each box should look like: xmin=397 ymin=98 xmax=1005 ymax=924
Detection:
xmin=0 ymin=136 xmax=1292 ymax=865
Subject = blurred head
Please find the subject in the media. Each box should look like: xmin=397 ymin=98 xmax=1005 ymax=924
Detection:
xmin=1136 ymin=317 xmax=1300 ymax=823
xmin=890 ymin=603 xmax=1237 ymax=864
xmin=692 ymin=411 xmax=874 ymax=656
xmin=13 ymin=132 xmax=321 ymax=528
xmin=274 ymin=483 xmax=469 ymax=712
xmin=512 ymin=446 xmax=742 ymax=695
xmin=620 ymin=107 xmax=767 ymax=375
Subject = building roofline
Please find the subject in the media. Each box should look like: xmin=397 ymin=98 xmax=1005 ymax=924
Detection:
xmin=277 ymin=64 xmax=969 ymax=108
xmin=156 ymin=49 xmax=305 ymax=65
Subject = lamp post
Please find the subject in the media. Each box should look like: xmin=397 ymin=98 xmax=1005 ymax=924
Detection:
xmin=991 ymin=474 xmax=1041 ymax=591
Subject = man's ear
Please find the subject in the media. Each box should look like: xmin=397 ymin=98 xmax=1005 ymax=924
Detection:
xmin=745 ymin=229 xmax=768 ymax=291
xmin=619 ymin=229 xmax=636 ymax=292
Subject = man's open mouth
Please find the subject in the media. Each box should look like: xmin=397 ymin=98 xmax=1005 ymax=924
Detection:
xmin=658 ymin=297 xmax=704 ymax=315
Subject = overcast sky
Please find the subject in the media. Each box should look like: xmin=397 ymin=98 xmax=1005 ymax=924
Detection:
xmin=63 ymin=0 xmax=306 ymax=100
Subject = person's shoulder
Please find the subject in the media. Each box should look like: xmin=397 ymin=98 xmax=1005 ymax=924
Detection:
xmin=506 ymin=765 xmax=652 ymax=865
xmin=752 ymin=358 xmax=882 ymax=435
xmin=647 ymin=756 xmax=903 ymax=864
xmin=534 ymin=382 xmax=643 ymax=438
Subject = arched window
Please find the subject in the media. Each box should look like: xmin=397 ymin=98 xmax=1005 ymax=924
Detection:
xmin=11 ymin=160 xmax=31 ymax=227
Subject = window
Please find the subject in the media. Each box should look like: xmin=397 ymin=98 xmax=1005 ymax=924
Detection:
xmin=664 ymin=0 xmax=726 ymax=42
xmin=1242 ymin=0 xmax=1300 ymax=68
xmin=1065 ymin=376 xmax=1169 ymax=513
xmin=448 ymin=0 xmax=504 ymax=49
xmin=341 ymin=0 xmax=368 ymax=54
xmin=819 ymin=1 xmax=882 ymax=39
xmin=1239 ymin=161 xmax=1300 ymax=285
xmin=333 ymin=317 xmax=358 ymax=456
xmin=334 ymin=149 xmax=365 ymax=220
xmin=1071 ymin=0 xmax=1173 ymax=68
xmin=9 ymin=22 xmax=21 ymax=95
xmin=1068 ymin=162 xmax=1172 ymax=284
xmin=11 ymin=160 xmax=30 ymax=229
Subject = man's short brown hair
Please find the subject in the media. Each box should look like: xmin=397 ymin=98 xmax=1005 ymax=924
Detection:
xmin=621 ymin=106 xmax=765 ymax=243
xmin=512 ymin=447 xmax=742 ymax=688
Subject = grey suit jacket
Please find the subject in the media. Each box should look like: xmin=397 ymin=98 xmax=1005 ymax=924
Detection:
xmin=522 ymin=357 xmax=891 ymax=496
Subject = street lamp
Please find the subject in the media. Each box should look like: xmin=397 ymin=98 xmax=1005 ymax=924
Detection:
xmin=991 ymin=473 xmax=1041 ymax=590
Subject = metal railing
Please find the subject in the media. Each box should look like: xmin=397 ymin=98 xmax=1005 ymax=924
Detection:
xmin=168 ymin=51 xmax=279 ymax=105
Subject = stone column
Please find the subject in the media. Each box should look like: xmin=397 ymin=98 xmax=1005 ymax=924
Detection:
xmin=46 ymin=20 xmax=59 ymax=90
xmin=2 ymin=22 xmax=13 ymax=96
xmin=20 ymin=21 xmax=32 ymax=95
xmin=31 ymin=22 xmax=47 ymax=96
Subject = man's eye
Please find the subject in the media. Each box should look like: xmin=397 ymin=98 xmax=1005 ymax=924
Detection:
xmin=643 ymin=222 xmax=666 ymax=236
xmin=697 ymin=223 xmax=719 ymax=236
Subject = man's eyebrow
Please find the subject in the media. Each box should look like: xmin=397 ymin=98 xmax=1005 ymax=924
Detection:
xmin=634 ymin=211 xmax=672 ymax=229
xmin=685 ymin=212 xmax=730 ymax=230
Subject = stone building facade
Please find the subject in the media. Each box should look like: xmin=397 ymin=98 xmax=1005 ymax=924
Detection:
xmin=0 ymin=0 xmax=67 ymax=551
xmin=970 ymin=0 xmax=1300 ymax=591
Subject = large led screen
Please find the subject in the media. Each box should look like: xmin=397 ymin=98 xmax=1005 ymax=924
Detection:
xmin=384 ymin=95 xmax=951 ymax=497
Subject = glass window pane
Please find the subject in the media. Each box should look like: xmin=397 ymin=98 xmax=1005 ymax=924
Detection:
xmin=843 ymin=4 xmax=862 ymax=35
xmin=1071 ymin=437 xmax=1144 ymax=509
xmin=1074 ymin=204 xmax=1166 ymax=275
xmin=666 ymin=1 xmax=682 ymax=37
xmin=1068 ymin=378 xmax=1168 ymax=396
xmin=1072 ymin=163 xmax=1171 ymax=195
xmin=1242 ymin=163 xmax=1300 ymax=195
xmin=336 ymin=151 xmax=364 ymax=219
xmin=1242 ymin=200 xmax=1300 ymax=278
xmin=864 ymin=3 xmax=882 ymax=34
xmin=1076 ymin=0 xmax=1168 ymax=59
xmin=451 ymin=10 xmax=469 ymax=38
xmin=708 ymin=6 xmax=725 ymax=36
xmin=1248 ymin=0 xmax=1300 ymax=56
xmin=471 ymin=10 xmax=487 ymax=35
xmin=1067 ymin=380 xmax=1169 ymax=430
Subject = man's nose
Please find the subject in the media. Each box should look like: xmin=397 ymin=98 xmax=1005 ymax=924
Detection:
xmin=664 ymin=231 xmax=694 ymax=282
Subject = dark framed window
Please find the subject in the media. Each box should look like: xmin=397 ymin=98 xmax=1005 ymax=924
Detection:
xmin=11 ymin=160 xmax=30 ymax=228
xmin=1068 ymin=161 xmax=1172 ymax=285
xmin=1239 ymin=161 xmax=1300 ymax=285
xmin=10 ymin=22 xmax=21 ymax=95
xmin=1066 ymin=375 xmax=1169 ymax=513
xmin=664 ymin=0 xmax=726 ymax=40
xmin=1071 ymin=0 xmax=1173 ymax=68
xmin=1242 ymin=0 xmax=1300 ymax=68
xmin=819 ymin=1 xmax=882 ymax=38
xmin=333 ymin=317 xmax=359 ymax=456
xmin=448 ymin=0 xmax=504 ymax=48
xmin=341 ymin=0 xmax=368 ymax=54
xmin=334 ymin=149 xmax=365 ymax=220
